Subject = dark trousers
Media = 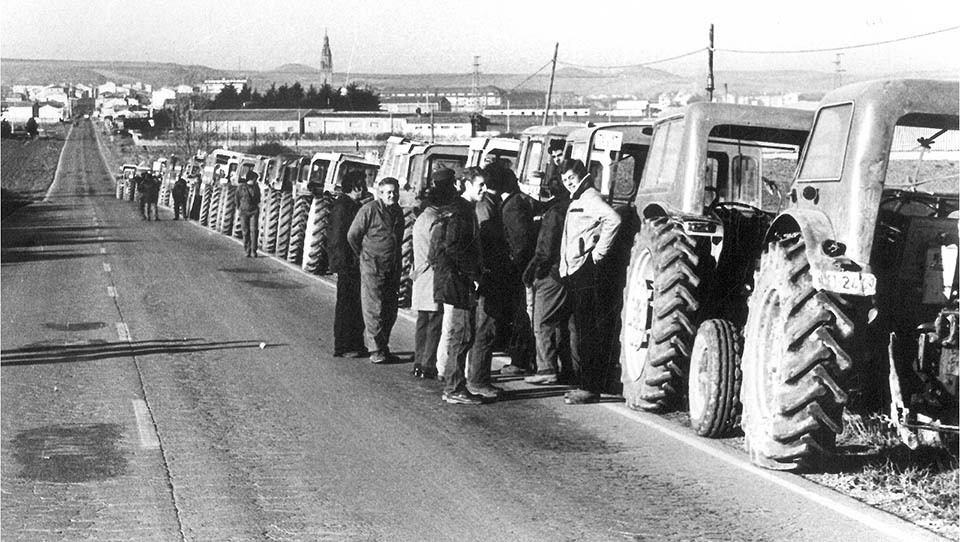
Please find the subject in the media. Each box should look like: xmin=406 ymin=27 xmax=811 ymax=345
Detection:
xmin=139 ymin=196 xmax=148 ymax=218
xmin=173 ymin=198 xmax=187 ymax=219
xmin=359 ymin=262 xmax=400 ymax=354
xmin=468 ymin=295 xmax=497 ymax=387
xmin=533 ymin=274 xmax=573 ymax=376
xmin=334 ymin=272 xmax=366 ymax=354
xmin=415 ymin=309 xmax=443 ymax=372
xmin=241 ymin=212 xmax=259 ymax=256
xmin=566 ymin=261 xmax=603 ymax=394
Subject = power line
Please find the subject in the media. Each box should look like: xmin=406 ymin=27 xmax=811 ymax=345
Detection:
xmin=555 ymin=47 xmax=706 ymax=70
xmin=508 ymin=59 xmax=554 ymax=93
xmin=718 ymin=25 xmax=959 ymax=54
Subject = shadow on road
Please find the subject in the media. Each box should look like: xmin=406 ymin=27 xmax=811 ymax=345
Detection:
xmin=0 ymin=338 xmax=284 ymax=367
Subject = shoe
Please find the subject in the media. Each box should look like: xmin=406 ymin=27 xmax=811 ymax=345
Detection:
xmin=341 ymin=350 xmax=368 ymax=359
xmin=442 ymin=390 xmax=483 ymax=405
xmin=499 ymin=364 xmax=528 ymax=376
xmin=370 ymin=351 xmax=388 ymax=364
xmin=564 ymin=389 xmax=599 ymax=405
xmin=524 ymin=373 xmax=559 ymax=385
xmin=412 ymin=365 xmax=438 ymax=379
xmin=467 ymin=383 xmax=502 ymax=399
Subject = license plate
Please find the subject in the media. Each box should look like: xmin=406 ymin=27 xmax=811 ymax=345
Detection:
xmin=813 ymin=269 xmax=877 ymax=296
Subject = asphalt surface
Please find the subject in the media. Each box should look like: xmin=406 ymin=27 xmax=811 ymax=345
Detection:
xmin=1 ymin=121 xmax=944 ymax=541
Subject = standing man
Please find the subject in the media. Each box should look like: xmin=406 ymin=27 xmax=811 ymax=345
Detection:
xmin=137 ymin=172 xmax=150 ymax=220
xmin=348 ymin=177 xmax=404 ymax=364
xmin=558 ymin=159 xmax=622 ymax=404
xmin=410 ymin=169 xmax=454 ymax=379
xmin=499 ymin=165 xmax=539 ymax=375
xmin=523 ymin=176 xmax=572 ymax=385
xmin=430 ymin=170 xmax=484 ymax=404
xmin=327 ymin=171 xmax=368 ymax=358
xmin=468 ymin=165 xmax=511 ymax=399
xmin=144 ymin=173 xmax=161 ymax=221
xmin=236 ymin=171 xmax=262 ymax=257
xmin=172 ymin=176 xmax=189 ymax=220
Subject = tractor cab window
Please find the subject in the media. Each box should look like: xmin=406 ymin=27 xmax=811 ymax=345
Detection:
xmin=238 ymin=163 xmax=255 ymax=182
xmin=337 ymin=162 xmax=379 ymax=190
xmin=702 ymin=152 xmax=729 ymax=205
xmin=522 ymin=140 xmax=543 ymax=178
xmin=643 ymin=119 xmax=683 ymax=187
xmin=428 ymin=156 xmax=466 ymax=178
xmin=227 ymin=163 xmax=239 ymax=182
xmin=611 ymin=144 xmax=648 ymax=201
xmin=727 ymin=155 xmax=757 ymax=202
xmin=798 ymin=103 xmax=853 ymax=182
xmin=308 ymin=159 xmax=331 ymax=187
xmin=884 ymin=118 xmax=959 ymax=194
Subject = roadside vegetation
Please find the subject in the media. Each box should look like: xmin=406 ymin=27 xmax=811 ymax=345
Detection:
xmin=1 ymin=125 xmax=68 ymax=219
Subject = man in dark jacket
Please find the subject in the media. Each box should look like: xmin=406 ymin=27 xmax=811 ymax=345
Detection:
xmin=172 ymin=176 xmax=189 ymax=220
xmin=328 ymin=171 xmax=368 ymax=358
xmin=429 ymin=172 xmax=484 ymax=404
xmin=136 ymin=172 xmax=150 ymax=219
xmin=499 ymin=165 xmax=539 ymax=374
xmin=236 ymin=171 xmax=262 ymax=257
xmin=522 ymin=177 xmax=572 ymax=385
xmin=144 ymin=174 xmax=161 ymax=221
xmin=348 ymin=177 xmax=404 ymax=364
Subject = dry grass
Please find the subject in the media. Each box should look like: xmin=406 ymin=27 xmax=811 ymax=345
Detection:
xmin=1 ymin=131 xmax=68 ymax=219
xmin=805 ymin=412 xmax=959 ymax=539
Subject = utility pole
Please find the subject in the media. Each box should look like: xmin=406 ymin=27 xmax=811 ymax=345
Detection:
xmin=833 ymin=53 xmax=845 ymax=89
xmin=706 ymin=24 xmax=715 ymax=102
xmin=542 ymin=43 xmax=559 ymax=126
xmin=472 ymin=56 xmax=481 ymax=113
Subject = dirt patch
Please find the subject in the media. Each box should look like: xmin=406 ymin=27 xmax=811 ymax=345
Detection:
xmin=1 ymin=133 xmax=67 ymax=219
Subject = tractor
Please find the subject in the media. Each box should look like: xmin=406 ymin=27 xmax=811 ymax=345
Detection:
xmin=740 ymin=79 xmax=959 ymax=470
xmin=619 ymin=103 xmax=812 ymax=441
xmin=514 ymin=124 xmax=578 ymax=200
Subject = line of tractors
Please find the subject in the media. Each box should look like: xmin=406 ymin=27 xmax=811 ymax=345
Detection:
xmin=114 ymin=79 xmax=958 ymax=471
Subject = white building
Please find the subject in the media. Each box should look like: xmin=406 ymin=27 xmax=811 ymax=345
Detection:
xmin=151 ymin=88 xmax=177 ymax=110
xmin=37 ymin=103 xmax=65 ymax=123
xmin=199 ymin=79 xmax=250 ymax=96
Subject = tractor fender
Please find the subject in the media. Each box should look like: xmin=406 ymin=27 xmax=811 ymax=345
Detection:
xmin=765 ymin=209 xmax=876 ymax=296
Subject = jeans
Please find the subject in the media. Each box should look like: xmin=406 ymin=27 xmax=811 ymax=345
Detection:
xmin=415 ymin=309 xmax=443 ymax=372
xmin=146 ymin=202 xmax=158 ymax=220
xmin=439 ymin=304 xmax=476 ymax=394
xmin=334 ymin=272 xmax=365 ymax=354
xmin=241 ymin=212 xmax=259 ymax=256
xmin=468 ymin=294 xmax=498 ymax=387
xmin=173 ymin=198 xmax=187 ymax=219
xmin=533 ymin=274 xmax=573 ymax=376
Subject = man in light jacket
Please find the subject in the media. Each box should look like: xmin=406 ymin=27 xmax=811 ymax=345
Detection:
xmin=558 ymin=159 xmax=621 ymax=404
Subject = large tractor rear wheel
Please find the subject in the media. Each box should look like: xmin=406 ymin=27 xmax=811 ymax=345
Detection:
xmin=263 ymin=188 xmax=281 ymax=252
xmin=741 ymin=236 xmax=855 ymax=470
xmin=199 ymin=184 xmax=212 ymax=227
xmin=397 ymin=207 xmax=417 ymax=308
xmin=302 ymin=193 xmax=333 ymax=275
xmin=207 ymin=184 xmax=222 ymax=230
xmin=688 ymin=319 xmax=742 ymax=438
xmin=620 ymin=217 xmax=701 ymax=412
xmin=275 ymin=191 xmax=294 ymax=256
xmin=287 ymin=194 xmax=312 ymax=264
xmin=219 ymin=184 xmax=237 ymax=235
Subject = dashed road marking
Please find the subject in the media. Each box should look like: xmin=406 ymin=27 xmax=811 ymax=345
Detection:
xmin=601 ymin=404 xmax=944 ymax=542
xmin=100 ymin=247 xmax=107 ymax=254
xmin=98 ymin=236 xmax=104 ymax=241
xmin=132 ymin=399 xmax=160 ymax=449
xmin=116 ymin=322 xmax=130 ymax=341
xmin=103 ymin=263 xmax=111 ymax=272
xmin=107 ymin=286 xmax=117 ymax=297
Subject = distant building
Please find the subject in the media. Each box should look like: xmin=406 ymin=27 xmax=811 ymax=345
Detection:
xmin=380 ymin=96 xmax=450 ymax=114
xmin=320 ymin=32 xmax=333 ymax=85
xmin=175 ymin=84 xmax=194 ymax=95
xmin=482 ymin=106 xmax=590 ymax=118
xmin=190 ymin=109 xmax=304 ymax=135
xmin=304 ymin=111 xmax=398 ymax=136
xmin=151 ymin=88 xmax=177 ymax=110
xmin=199 ymin=79 xmax=250 ymax=96
xmin=381 ymin=86 xmax=504 ymax=113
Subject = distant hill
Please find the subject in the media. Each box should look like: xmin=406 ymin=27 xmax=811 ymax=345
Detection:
xmin=3 ymin=58 xmax=954 ymax=100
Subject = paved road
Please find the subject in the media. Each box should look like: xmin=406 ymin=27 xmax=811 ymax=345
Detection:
xmin=1 ymin=122 xmax=942 ymax=541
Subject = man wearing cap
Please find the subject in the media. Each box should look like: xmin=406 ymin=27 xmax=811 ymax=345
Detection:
xmin=348 ymin=177 xmax=404 ymax=364
xmin=236 ymin=170 xmax=262 ymax=257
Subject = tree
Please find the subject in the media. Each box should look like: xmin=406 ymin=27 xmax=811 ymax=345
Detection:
xmin=1 ymin=119 xmax=11 ymax=139
xmin=210 ymin=85 xmax=242 ymax=109
xmin=25 ymin=117 xmax=38 ymax=138
xmin=152 ymin=109 xmax=173 ymax=131
xmin=167 ymin=94 xmax=219 ymax=159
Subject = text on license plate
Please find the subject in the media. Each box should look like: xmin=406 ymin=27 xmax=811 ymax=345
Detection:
xmin=813 ymin=269 xmax=877 ymax=296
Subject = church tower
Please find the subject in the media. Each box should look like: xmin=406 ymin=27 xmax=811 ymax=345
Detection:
xmin=320 ymin=31 xmax=333 ymax=85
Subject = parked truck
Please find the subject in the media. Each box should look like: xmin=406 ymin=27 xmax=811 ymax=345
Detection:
xmin=741 ymin=79 xmax=958 ymax=470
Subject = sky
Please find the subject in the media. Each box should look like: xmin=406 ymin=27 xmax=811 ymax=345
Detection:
xmin=1 ymin=0 xmax=958 ymax=76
